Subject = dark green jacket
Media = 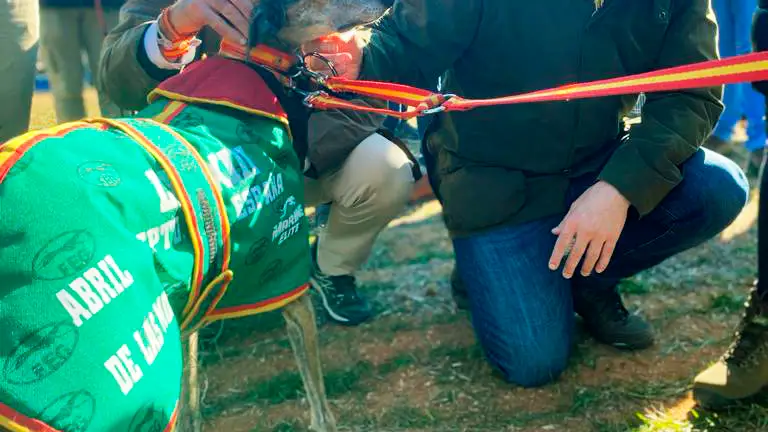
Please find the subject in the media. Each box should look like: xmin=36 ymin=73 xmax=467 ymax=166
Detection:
xmin=361 ymin=0 xmax=722 ymax=236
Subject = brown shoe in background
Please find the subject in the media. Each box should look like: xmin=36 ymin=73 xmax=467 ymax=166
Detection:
xmin=693 ymin=284 xmax=768 ymax=409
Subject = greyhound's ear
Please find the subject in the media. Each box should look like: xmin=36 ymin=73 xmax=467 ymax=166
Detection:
xmin=248 ymin=0 xmax=286 ymax=48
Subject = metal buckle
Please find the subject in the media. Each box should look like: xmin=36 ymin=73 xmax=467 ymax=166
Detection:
xmin=419 ymin=94 xmax=456 ymax=115
xmin=301 ymin=51 xmax=338 ymax=78
xmin=301 ymin=91 xmax=326 ymax=108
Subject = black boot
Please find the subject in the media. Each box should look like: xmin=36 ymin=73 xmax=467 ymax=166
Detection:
xmin=450 ymin=267 xmax=470 ymax=311
xmin=572 ymin=284 xmax=654 ymax=350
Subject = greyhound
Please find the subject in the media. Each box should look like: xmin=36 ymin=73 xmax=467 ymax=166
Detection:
xmin=0 ymin=1 xmax=390 ymax=432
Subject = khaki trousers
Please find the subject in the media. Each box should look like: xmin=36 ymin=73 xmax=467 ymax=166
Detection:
xmin=305 ymin=133 xmax=415 ymax=276
xmin=0 ymin=0 xmax=38 ymax=142
xmin=40 ymin=7 xmax=123 ymax=123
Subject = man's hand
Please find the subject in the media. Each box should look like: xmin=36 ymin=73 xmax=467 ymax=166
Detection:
xmin=549 ymin=181 xmax=630 ymax=279
xmin=301 ymin=31 xmax=365 ymax=79
xmin=167 ymin=0 xmax=253 ymax=44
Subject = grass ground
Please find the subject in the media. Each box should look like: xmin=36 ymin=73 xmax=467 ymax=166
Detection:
xmin=29 ymin=91 xmax=768 ymax=431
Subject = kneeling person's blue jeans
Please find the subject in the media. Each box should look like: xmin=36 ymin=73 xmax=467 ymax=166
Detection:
xmin=452 ymin=149 xmax=749 ymax=387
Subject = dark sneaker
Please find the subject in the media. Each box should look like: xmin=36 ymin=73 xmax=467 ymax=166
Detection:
xmin=310 ymin=242 xmax=373 ymax=326
xmin=703 ymin=135 xmax=734 ymax=155
xmin=746 ymin=148 xmax=765 ymax=179
xmin=572 ymin=284 xmax=654 ymax=350
xmin=693 ymin=284 xmax=768 ymax=409
xmin=451 ymin=267 xmax=470 ymax=311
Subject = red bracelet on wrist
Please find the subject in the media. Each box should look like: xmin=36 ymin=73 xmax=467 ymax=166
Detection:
xmin=158 ymin=8 xmax=196 ymax=42
xmin=157 ymin=8 xmax=199 ymax=61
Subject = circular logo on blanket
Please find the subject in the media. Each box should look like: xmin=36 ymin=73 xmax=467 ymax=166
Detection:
xmin=128 ymin=403 xmax=167 ymax=432
xmin=172 ymin=112 xmax=204 ymax=129
xmin=4 ymin=321 xmax=79 ymax=385
xmin=259 ymin=259 xmax=284 ymax=285
xmin=77 ymin=161 xmax=122 ymax=187
xmin=236 ymin=121 xmax=261 ymax=143
xmin=32 ymin=230 xmax=96 ymax=281
xmin=245 ymin=238 xmax=269 ymax=266
xmin=164 ymin=145 xmax=198 ymax=172
xmin=37 ymin=390 xmax=95 ymax=432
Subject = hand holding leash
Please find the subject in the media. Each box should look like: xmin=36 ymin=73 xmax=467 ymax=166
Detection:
xmin=166 ymin=0 xmax=253 ymax=45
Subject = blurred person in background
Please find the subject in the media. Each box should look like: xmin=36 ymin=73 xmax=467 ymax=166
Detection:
xmin=39 ymin=0 xmax=124 ymax=122
xmin=706 ymin=0 xmax=767 ymax=176
xmin=0 ymin=0 xmax=39 ymax=142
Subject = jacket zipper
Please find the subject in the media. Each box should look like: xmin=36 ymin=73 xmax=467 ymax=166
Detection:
xmin=566 ymin=0 xmax=622 ymax=176
xmin=568 ymin=2 xmax=607 ymax=176
xmin=588 ymin=0 xmax=620 ymax=28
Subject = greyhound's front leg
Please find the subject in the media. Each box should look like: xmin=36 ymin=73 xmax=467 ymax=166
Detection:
xmin=180 ymin=331 xmax=203 ymax=432
xmin=282 ymin=293 xmax=338 ymax=432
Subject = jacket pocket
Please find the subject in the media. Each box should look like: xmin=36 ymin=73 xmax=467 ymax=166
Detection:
xmin=439 ymin=166 xmax=527 ymax=233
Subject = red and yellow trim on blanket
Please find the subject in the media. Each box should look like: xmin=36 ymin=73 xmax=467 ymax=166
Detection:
xmin=148 ymin=119 xmax=232 ymax=274
xmin=153 ymin=101 xmax=188 ymax=124
xmin=0 ymin=402 xmax=61 ymax=432
xmin=147 ymin=103 xmax=309 ymax=328
xmin=142 ymin=118 xmax=236 ymax=329
xmin=163 ymin=401 xmax=180 ymax=432
xmin=204 ymin=283 xmax=310 ymax=323
xmin=0 ymin=122 xmax=96 ymax=183
xmin=0 ymin=400 xmax=179 ymax=432
xmin=147 ymin=56 xmax=291 ymax=128
xmin=149 ymin=88 xmax=290 ymax=127
xmin=85 ymin=118 xmax=208 ymax=318
xmin=182 ymin=270 xmax=235 ymax=334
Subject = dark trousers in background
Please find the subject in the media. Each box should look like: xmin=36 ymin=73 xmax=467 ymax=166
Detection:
xmin=759 ymin=103 xmax=768 ymax=297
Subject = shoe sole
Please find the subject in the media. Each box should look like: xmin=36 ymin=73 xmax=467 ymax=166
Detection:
xmin=606 ymin=337 xmax=655 ymax=351
xmin=693 ymin=387 xmax=765 ymax=411
xmin=589 ymin=328 xmax=655 ymax=351
xmin=309 ymin=277 xmax=371 ymax=326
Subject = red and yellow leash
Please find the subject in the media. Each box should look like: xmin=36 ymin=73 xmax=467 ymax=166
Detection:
xmin=313 ymin=51 xmax=768 ymax=119
xmin=220 ymin=40 xmax=768 ymax=119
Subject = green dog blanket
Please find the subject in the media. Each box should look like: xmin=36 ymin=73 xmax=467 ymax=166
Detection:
xmin=0 ymin=57 xmax=310 ymax=432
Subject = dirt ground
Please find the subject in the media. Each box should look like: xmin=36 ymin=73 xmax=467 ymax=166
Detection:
xmin=30 ymin=91 xmax=768 ymax=431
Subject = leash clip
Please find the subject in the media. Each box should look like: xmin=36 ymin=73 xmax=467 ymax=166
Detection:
xmin=300 ymin=91 xmax=326 ymax=108
xmin=419 ymin=94 xmax=457 ymax=115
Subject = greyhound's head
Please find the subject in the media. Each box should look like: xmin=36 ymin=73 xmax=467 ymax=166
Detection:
xmin=249 ymin=0 xmax=393 ymax=49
